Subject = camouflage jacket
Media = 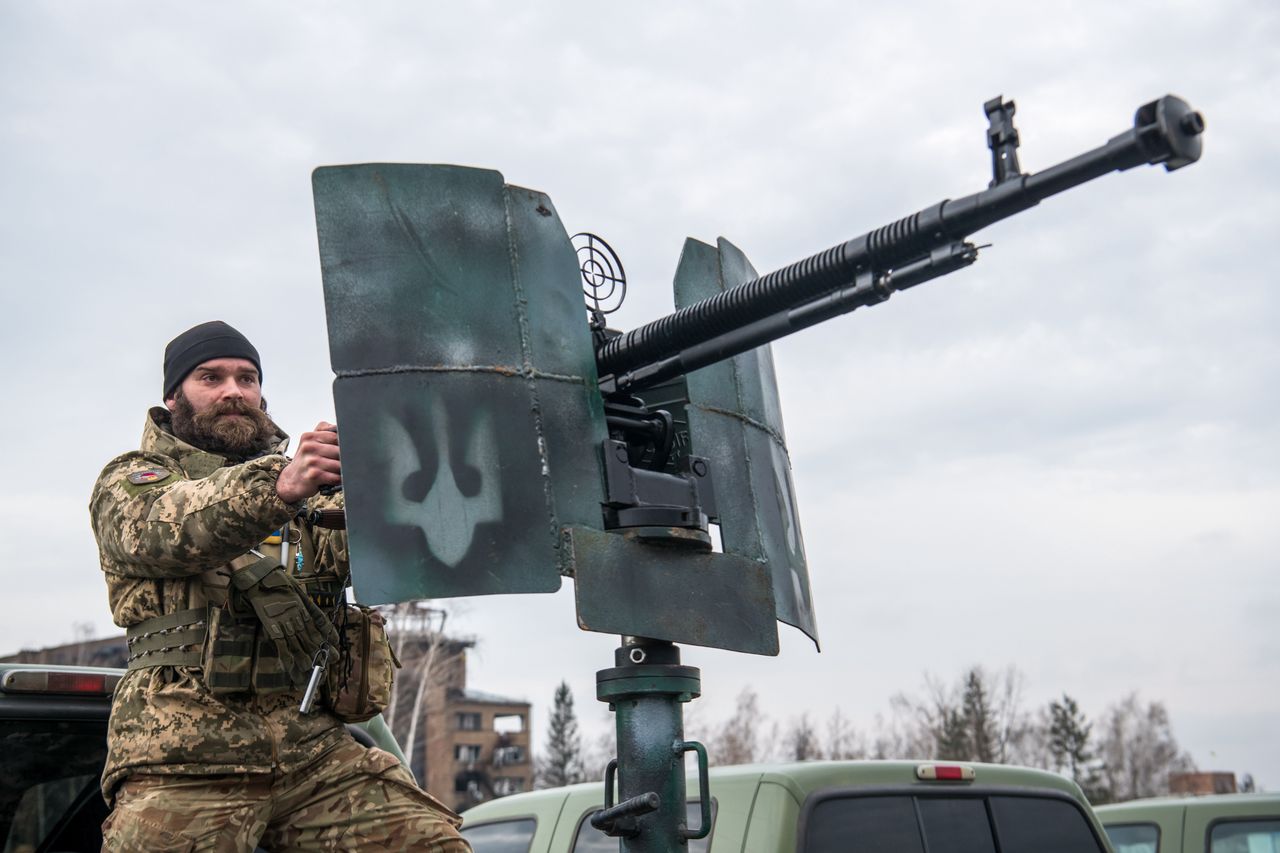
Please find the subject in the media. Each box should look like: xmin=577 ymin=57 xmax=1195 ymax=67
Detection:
xmin=90 ymin=407 xmax=350 ymax=799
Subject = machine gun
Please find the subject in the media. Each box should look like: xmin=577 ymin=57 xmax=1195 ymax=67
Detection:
xmin=590 ymin=94 xmax=1203 ymax=557
xmin=599 ymin=95 xmax=1202 ymax=397
xmin=312 ymin=92 xmax=1203 ymax=853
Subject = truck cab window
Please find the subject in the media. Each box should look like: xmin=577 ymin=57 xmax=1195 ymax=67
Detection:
xmin=459 ymin=817 xmax=536 ymax=853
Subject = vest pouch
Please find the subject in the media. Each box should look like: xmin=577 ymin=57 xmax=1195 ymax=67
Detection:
xmin=326 ymin=606 xmax=399 ymax=723
xmin=202 ymin=604 xmax=256 ymax=696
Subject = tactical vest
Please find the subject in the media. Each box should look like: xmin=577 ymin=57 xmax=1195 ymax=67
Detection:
xmin=125 ymin=513 xmax=349 ymax=696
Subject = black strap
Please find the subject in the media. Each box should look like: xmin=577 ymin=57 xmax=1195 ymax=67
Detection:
xmin=229 ymin=553 xmax=281 ymax=590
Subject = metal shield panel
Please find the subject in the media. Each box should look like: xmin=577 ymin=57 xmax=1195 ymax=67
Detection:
xmin=315 ymin=165 xmax=519 ymax=373
xmin=568 ymin=526 xmax=779 ymax=656
xmin=314 ymin=164 xmax=607 ymax=603
xmin=673 ymin=237 xmax=819 ymax=648
xmin=503 ymin=184 xmax=611 ymax=529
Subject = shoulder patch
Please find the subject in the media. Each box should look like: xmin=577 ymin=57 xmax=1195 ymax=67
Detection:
xmin=127 ymin=467 xmax=172 ymax=485
xmin=118 ymin=465 xmax=177 ymax=497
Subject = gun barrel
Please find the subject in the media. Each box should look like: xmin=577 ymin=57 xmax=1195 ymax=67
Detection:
xmin=597 ymin=95 xmax=1202 ymax=391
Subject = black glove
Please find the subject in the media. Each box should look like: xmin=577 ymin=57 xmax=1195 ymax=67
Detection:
xmin=231 ymin=554 xmax=340 ymax=686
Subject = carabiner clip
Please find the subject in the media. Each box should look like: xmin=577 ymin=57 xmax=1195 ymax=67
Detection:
xmin=299 ymin=646 xmax=330 ymax=714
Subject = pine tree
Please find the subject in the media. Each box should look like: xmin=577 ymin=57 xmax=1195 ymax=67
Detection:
xmin=935 ymin=707 xmax=969 ymax=760
xmin=961 ymin=668 xmax=998 ymax=763
xmin=537 ymin=681 xmax=585 ymax=788
xmin=1047 ymin=694 xmax=1107 ymax=802
xmin=1048 ymin=695 xmax=1090 ymax=777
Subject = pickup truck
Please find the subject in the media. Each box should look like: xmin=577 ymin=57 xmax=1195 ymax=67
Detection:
xmin=1095 ymin=792 xmax=1280 ymax=853
xmin=0 ymin=662 xmax=408 ymax=852
xmin=460 ymin=759 xmax=1114 ymax=853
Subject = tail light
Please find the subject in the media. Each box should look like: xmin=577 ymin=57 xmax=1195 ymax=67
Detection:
xmin=916 ymin=763 xmax=976 ymax=782
xmin=1 ymin=669 xmax=120 ymax=696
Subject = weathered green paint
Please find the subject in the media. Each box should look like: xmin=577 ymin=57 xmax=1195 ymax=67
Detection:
xmin=672 ymin=237 xmax=819 ymax=648
xmin=568 ymin=526 xmax=779 ymax=656
xmin=312 ymin=164 xmax=815 ymax=656
xmin=313 ymin=164 xmax=607 ymax=603
xmin=1096 ymin=792 xmax=1280 ymax=853
xmin=463 ymin=760 xmax=1113 ymax=853
xmin=597 ymin=643 xmax=702 ymax=853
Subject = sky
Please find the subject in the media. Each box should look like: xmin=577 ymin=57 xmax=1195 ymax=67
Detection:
xmin=2 ymin=1 xmax=1276 ymax=791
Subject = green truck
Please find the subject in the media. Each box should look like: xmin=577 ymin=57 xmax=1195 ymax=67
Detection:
xmin=1096 ymin=792 xmax=1280 ymax=853
xmin=460 ymin=759 xmax=1113 ymax=853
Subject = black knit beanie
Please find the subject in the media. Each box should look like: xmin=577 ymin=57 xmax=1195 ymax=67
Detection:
xmin=162 ymin=321 xmax=262 ymax=400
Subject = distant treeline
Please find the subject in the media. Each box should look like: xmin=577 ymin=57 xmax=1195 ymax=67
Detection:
xmin=681 ymin=665 xmax=1198 ymax=804
xmin=539 ymin=665 xmax=1226 ymax=804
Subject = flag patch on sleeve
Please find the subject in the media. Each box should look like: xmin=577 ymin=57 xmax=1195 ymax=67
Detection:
xmin=127 ymin=467 xmax=172 ymax=485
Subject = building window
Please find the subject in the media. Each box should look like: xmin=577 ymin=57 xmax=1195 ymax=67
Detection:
xmin=493 ymin=713 xmax=525 ymax=734
xmin=456 ymin=712 xmax=482 ymax=731
xmin=492 ymin=745 xmax=525 ymax=767
xmin=455 ymin=744 xmax=482 ymax=763
xmin=493 ymin=776 xmax=525 ymax=796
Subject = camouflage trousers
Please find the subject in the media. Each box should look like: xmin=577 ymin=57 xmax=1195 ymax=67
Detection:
xmin=101 ymin=739 xmax=470 ymax=852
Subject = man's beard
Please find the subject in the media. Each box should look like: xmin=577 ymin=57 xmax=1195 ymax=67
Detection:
xmin=169 ymin=392 xmax=280 ymax=457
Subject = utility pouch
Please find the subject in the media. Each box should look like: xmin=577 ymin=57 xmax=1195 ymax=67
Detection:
xmin=202 ymin=603 xmax=257 ymax=696
xmin=325 ymin=606 xmax=400 ymax=723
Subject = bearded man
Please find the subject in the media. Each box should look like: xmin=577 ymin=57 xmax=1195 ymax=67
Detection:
xmin=89 ymin=320 xmax=469 ymax=851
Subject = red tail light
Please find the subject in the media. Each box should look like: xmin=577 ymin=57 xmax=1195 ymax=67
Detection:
xmin=916 ymin=764 xmax=976 ymax=781
xmin=2 ymin=669 xmax=120 ymax=696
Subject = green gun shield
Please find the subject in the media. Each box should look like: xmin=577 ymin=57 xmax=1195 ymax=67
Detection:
xmin=314 ymin=164 xmax=607 ymax=602
xmin=314 ymin=165 xmax=817 ymax=654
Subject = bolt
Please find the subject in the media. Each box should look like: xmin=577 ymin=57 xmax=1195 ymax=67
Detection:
xmin=614 ymin=444 xmax=629 ymax=462
xmin=1180 ymin=112 xmax=1205 ymax=135
xmin=691 ymin=459 xmax=708 ymax=477
xmin=628 ymin=647 xmax=647 ymax=664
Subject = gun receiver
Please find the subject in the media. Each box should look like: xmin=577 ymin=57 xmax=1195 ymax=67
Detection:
xmin=597 ymin=94 xmax=1204 ymax=396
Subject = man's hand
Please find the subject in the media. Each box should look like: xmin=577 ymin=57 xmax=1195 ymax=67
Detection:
xmin=277 ymin=422 xmax=340 ymax=505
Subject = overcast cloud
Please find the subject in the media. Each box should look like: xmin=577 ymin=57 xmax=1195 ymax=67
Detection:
xmin=2 ymin=1 xmax=1276 ymax=790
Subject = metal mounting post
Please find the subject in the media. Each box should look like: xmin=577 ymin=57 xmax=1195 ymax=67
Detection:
xmin=594 ymin=638 xmax=706 ymax=852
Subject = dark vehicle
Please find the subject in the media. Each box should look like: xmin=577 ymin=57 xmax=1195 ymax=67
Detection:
xmin=0 ymin=663 xmax=116 ymax=852
xmin=0 ymin=662 xmax=408 ymax=852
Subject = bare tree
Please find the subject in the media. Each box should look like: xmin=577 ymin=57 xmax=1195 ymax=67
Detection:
xmin=712 ymin=687 xmax=763 ymax=766
xmin=823 ymin=707 xmax=867 ymax=760
xmin=870 ymin=710 xmax=921 ymax=760
xmin=580 ymin=719 xmax=616 ymax=783
xmin=681 ymin=695 xmax=713 ymax=751
xmin=70 ymin=621 xmax=96 ymax=666
xmin=783 ymin=713 xmax=821 ymax=761
xmin=888 ymin=673 xmax=963 ymax=759
xmin=758 ymin=719 xmax=784 ymax=764
xmin=1097 ymin=694 xmax=1195 ymax=803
